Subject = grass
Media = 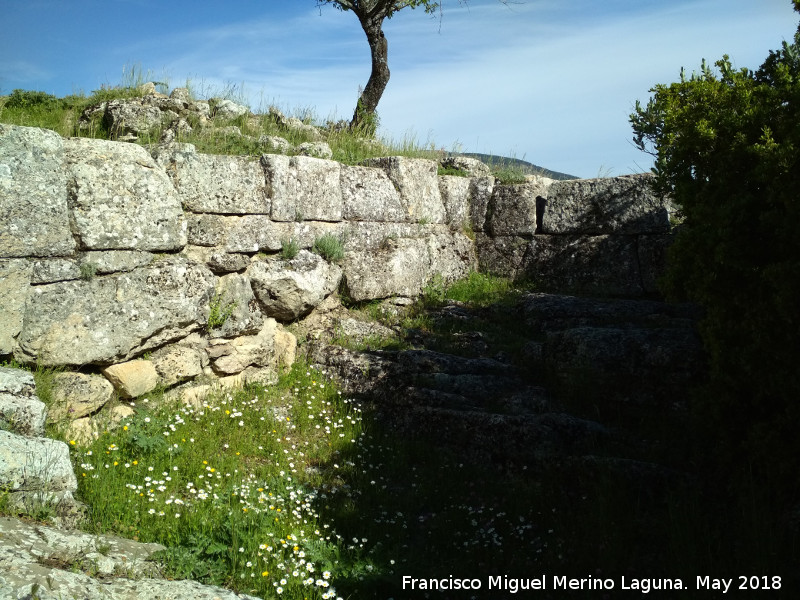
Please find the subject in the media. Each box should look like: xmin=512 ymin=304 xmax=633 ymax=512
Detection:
xmin=312 ymin=234 xmax=345 ymax=264
xmin=2 ymin=70 xmax=530 ymax=178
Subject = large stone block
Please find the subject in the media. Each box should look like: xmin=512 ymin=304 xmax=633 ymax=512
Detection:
xmin=16 ymin=257 xmax=215 ymax=366
xmin=248 ymin=250 xmax=342 ymax=321
xmin=486 ymin=178 xmax=552 ymax=237
xmin=102 ymin=360 xmax=158 ymax=398
xmin=518 ymin=235 xmax=644 ymax=296
xmin=0 ymin=430 xmax=77 ymax=492
xmin=342 ymin=232 xmax=474 ymax=302
xmin=0 ymin=367 xmax=46 ymax=437
xmin=341 ymin=164 xmax=406 ymax=222
xmin=438 ymin=175 xmax=471 ymax=229
xmin=0 ymin=124 xmax=76 ymax=258
xmin=159 ymin=146 xmax=270 ymax=214
xmin=363 ymin=157 xmax=446 ymax=224
xmin=542 ymin=174 xmax=675 ymax=235
xmin=47 ymin=372 xmax=115 ymax=421
xmin=65 ymin=137 xmax=187 ymax=251
xmin=0 ymin=259 xmax=32 ymax=356
xmin=263 ymin=154 xmax=343 ymax=222
xmin=207 ymin=272 xmax=264 ymax=338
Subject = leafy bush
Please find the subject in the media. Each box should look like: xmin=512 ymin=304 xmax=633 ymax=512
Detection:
xmin=206 ymin=292 xmax=236 ymax=331
xmin=5 ymin=89 xmax=61 ymax=109
xmin=630 ymin=6 xmax=800 ymax=500
xmin=311 ymin=233 xmax=344 ymax=263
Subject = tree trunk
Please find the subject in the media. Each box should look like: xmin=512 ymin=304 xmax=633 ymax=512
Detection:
xmin=351 ymin=17 xmax=389 ymax=133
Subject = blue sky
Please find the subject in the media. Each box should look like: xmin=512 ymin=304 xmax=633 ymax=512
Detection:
xmin=2 ymin=0 xmax=797 ymax=178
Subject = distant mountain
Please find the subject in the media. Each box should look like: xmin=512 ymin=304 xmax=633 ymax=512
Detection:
xmin=457 ymin=153 xmax=579 ymax=181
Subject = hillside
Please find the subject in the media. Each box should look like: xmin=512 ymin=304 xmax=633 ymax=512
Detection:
xmin=458 ymin=152 xmax=579 ymax=180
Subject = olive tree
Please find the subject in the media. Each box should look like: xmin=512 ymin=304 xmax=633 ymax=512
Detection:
xmin=316 ymin=1 xmax=508 ymax=131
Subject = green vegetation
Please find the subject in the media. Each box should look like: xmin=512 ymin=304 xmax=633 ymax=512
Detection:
xmin=631 ymin=0 xmax=800 ymax=564
xmin=206 ymin=292 xmax=236 ymax=331
xmin=311 ymin=234 xmax=345 ymax=263
xmin=280 ymin=238 xmax=301 ymax=260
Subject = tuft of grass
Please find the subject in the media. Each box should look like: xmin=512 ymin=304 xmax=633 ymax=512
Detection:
xmin=280 ymin=238 xmax=300 ymax=260
xmin=206 ymin=292 xmax=236 ymax=331
xmin=311 ymin=234 xmax=344 ymax=263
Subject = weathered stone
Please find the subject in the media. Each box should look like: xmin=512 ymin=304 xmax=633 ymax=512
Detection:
xmin=102 ymin=360 xmax=158 ymax=398
xmin=0 ymin=259 xmax=32 ymax=355
xmin=0 ymin=367 xmax=46 ymax=436
xmin=363 ymin=156 xmax=446 ymax=223
xmin=208 ymin=273 xmax=264 ymax=338
xmin=638 ymin=233 xmax=674 ymax=295
xmin=0 ymin=124 xmax=76 ymax=258
xmin=80 ymin=250 xmax=154 ymax=275
xmin=440 ymin=156 xmax=492 ymax=177
xmin=150 ymin=344 xmax=205 ymax=388
xmin=186 ymin=213 xmax=229 ymax=247
xmin=102 ymin=99 xmax=162 ymax=138
xmin=542 ymin=174 xmax=675 ymax=235
xmin=475 ymin=233 xmax=528 ymax=279
xmin=487 ymin=178 xmax=553 ymax=236
xmin=210 ymin=97 xmax=249 ymax=119
xmin=223 ymin=215 xmax=286 ymax=253
xmin=16 ymin=257 xmax=215 ymax=366
xmin=208 ymin=251 xmax=251 ymax=273
xmin=296 ymin=141 xmax=333 ymax=159
xmin=0 ymin=515 xmax=263 ymax=600
xmin=439 ymin=175 xmax=471 ymax=229
xmin=160 ymin=149 xmax=270 ymax=214
xmin=518 ymin=235 xmax=644 ymax=296
xmin=65 ymin=137 xmax=187 ymax=251
xmin=545 ymin=325 xmax=704 ymax=405
xmin=263 ymin=154 xmax=343 ymax=222
xmin=468 ymin=176 xmax=494 ymax=233
xmin=342 ymin=232 xmax=474 ymax=302
xmin=47 ymin=372 xmax=115 ymax=421
xmin=248 ymin=250 xmax=343 ymax=321
xmin=340 ymin=164 xmax=406 ymax=222
xmin=0 ymin=429 xmax=76 ymax=492
xmin=208 ymin=318 xmax=282 ymax=375
xmin=259 ymin=134 xmax=293 ymax=153
xmin=30 ymin=258 xmax=80 ymax=283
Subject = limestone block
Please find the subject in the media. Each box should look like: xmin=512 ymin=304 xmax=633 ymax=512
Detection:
xmin=102 ymin=360 xmax=158 ymax=398
xmin=16 ymin=257 xmax=215 ymax=366
xmin=223 ymin=215 xmax=285 ymax=253
xmin=342 ymin=237 xmax=431 ymax=302
xmin=0 ymin=429 xmax=77 ymax=492
xmin=0 ymin=259 xmax=32 ymax=355
xmin=263 ymin=154 xmax=343 ymax=222
xmin=296 ymin=141 xmax=333 ymax=159
xmin=64 ymin=137 xmax=187 ymax=251
xmin=439 ymin=156 xmax=492 ymax=177
xmin=486 ymin=179 xmax=552 ymax=236
xmin=542 ymin=174 xmax=675 ymax=235
xmin=30 ymin=259 xmax=80 ymax=284
xmin=207 ymin=272 xmax=264 ymax=338
xmin=102 ymin=99 xmax=163 ymax=137
xmin=208 ymin=318 xmax=280 ymax=375
xmin=438 ymin=175 xmax=471 ymax=229
xmin=519 ymin=235 xmax=644 ymax=297
xmin=151 ymin=344 xmax=205 ymax=387
xmin=161 ymin=150 xmax=270 ymax=214
xmin=340 ymin=221 xmax=424 ymax=252
xmin=274 ymin=327 xmax=297 ymax=369
xmin=340 ymin=164 xmax=405 ymax=222
xmin=475 ymin=233 xmax=528 ymax=279
xmin=248 ymin=250 xmax=343 ymax=321
xmin=47 ymin=372 xmax=115 ymax=422
xmin=468 ymin=176 xmax=494 ymax=232
xmin=0 ymin=124 xmax=76 ymax=257
xmin=0 ymin=367 xmax=46 ymax=437
xmin=363 ymin=156 xmax=447 ymax=224
xmin=79 ymin=250 xmax=154 ymax=275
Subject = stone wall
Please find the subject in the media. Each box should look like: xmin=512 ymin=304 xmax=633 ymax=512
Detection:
xmin=1 ymin=122 xmax=675 ymax=410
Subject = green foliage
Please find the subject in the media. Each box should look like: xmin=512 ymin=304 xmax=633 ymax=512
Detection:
xmin=630 ymin=12 xmax=800 ymax=501
xmin=280 ymin=238 xmax=300 ymax=260
xmin=311 ymin=233 xmax=345 ymax=263
xmin=206 ymin=292 xmax=236 ymax=331
xmin=79 ymin=262 xmax=97 ymax=281
xmin=4 ymin=89 xmax=61 ymax=110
